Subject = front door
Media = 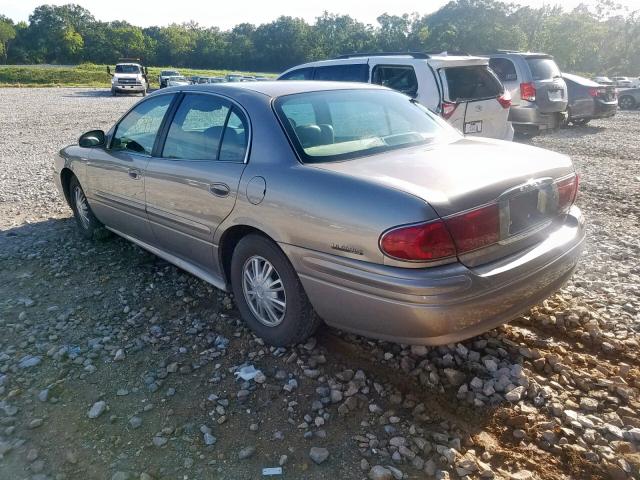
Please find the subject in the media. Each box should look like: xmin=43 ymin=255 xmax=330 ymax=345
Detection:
xmin=86 ymin=93 xmax=176 ymax=242
xmin=144 ymin=92 xmax=249 ymax=274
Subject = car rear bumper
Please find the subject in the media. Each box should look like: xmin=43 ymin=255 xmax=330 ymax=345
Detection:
xmin=509 ymin=104 xmax=566 ymax=131
xmin=281 ymin=206 xmax=584 ymax=345
xmin=593 ymin=101 xmax=618 ymax=118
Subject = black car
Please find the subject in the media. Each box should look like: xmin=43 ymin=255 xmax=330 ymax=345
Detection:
xmin=562 ymin=73 xmax=617 ymax=125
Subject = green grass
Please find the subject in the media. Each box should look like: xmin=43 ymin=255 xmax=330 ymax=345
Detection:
xmin=0 ymin=63 xmax=275 ymax=88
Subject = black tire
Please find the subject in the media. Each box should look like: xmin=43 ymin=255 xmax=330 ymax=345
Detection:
xmin=68 ymin=176 xmax=108 ymax=240
xmin=619 ymin=95 xmax=636 ymax=110
xmin=230 ymin=234 xmax=321 ymax=346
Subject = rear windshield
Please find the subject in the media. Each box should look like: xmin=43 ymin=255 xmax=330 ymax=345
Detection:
xmin=441 ymin=65 xmax=503 ymax=101
xmin=526 ymin=57 xmax=561 ymax=81
xmin=115 ymin=65 xmax=141 ymax=74
xmin=274 ymin=89 xmax=454 ymax=163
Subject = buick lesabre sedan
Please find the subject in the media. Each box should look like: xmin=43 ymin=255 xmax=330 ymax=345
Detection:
xmin=53 ymin=82 xmax=585 ymax=346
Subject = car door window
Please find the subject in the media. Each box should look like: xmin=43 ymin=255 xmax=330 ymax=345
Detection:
xmin=111 ymin=94 xmax=174 ymax=155
xmin=489 ymin=58 xmax=517 ymax=82
xmin=313 ymin=64 xmax=369 ymax=82
xmin=162 ymin=94 xmax=231 ymax=161
xmin=219 ymin=109 xmax=249 ymax=162
xmin=372 ymin=65 xmax=418 ymax=97
xmin=280 ymin=68 xmax=313 ymax=80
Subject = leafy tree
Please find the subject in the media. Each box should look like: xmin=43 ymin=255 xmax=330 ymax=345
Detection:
xmin=0 ymin=15 xmax=16 ymax=64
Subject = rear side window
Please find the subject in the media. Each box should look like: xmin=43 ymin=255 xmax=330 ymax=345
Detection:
xmin=372 ymin=65 xmax=418 ymax=97
xmin=488 ymin=58 xmax=517 ymax=82
xmin=313 ymin=64 xmax=369 ymax=82
xmin=162 ymin=94 xmax=248 ymax=162
xmin=526 ymin=57 xmax=561 ymax=81
xmin=280 ymin=68 xmax=313 ymax=80
xmin=442 ymin=65 xmax=503 ymax=101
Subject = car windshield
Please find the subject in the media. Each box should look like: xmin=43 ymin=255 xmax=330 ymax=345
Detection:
xmin=115 ymin=65 xmax=140 ymax=74
xmin=162 ymin=70 xmax=179 ymax=76
xmin=274 ymin=89 xmax=455 ymax=163
xmin=526 ymin=57 xmax=561 ymax=81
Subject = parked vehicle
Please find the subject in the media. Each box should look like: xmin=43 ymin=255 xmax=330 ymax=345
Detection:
xmin=54 ymin=82 xmax=584 ymax=346
xmin=164 ymin=76 xmax=190 ymax=88
xmin=188 ymin=75 xmax=201 ymax=84
xmin=611 ymin=76 xmax=633 ymax=88
xmin=226 ymin=74 xmax=245 ymax=82
xmin=592 ymin=76 xmax=614 ymax=86
xmin=254 ymin=76 xmax=271 ymax=81
xmin=278 ymin=52 xmax=514 ymax=141
xmin=562 ymin=73 xmax=617 ymax=125
xmin=198 ymin=76 xmax=226 ymax=84
xmin=107 ymin=61 xmax=148 ymax=96
xmin=158 ymin=70 xmax=181 ymax=88
xmin=488 ymin=51 xmax=567 ymax=135
xmin=617 ymin=87 xmax=640 ymax=110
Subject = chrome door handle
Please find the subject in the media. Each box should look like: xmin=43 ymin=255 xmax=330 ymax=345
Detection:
xmin=209 ymin=183 xmax=230 ymax=197
xmin=128 ymin=168 xmax=141 ymax=180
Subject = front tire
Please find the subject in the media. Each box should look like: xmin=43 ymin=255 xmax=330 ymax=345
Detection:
xmin=68 ymin=176 xmax=107 ymax=240
xmin=230 ymin=234 xmax=321 ymax=346
xmin=619 ymin=95 xmax=636 ymax=110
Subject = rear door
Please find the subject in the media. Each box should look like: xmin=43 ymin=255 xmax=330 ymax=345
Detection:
xmin=144 ymin=92 xmax=249 ymax=274
xmin=438 ymin=64 xmax=509 ymax=139
xmin=525 ymin=56 xmax=567 ymax=113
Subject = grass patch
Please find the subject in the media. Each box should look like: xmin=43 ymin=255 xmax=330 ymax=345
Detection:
xmin=0 ymin=64 xmax=275 ymax=88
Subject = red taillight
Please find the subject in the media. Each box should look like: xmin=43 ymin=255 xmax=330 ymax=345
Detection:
xmin=497 ymin=90 xmax=512 ymax=109
xmin=556 ymin=174 xmax=579 ymax=213
xmin=520 ymin=82 xmax=536 ymax=102
xmin=444 ymin=203 xmax=500 ymax=254
xmin=440 ymin=101 xmax=458 ymax=120
xmin=588 ymin=87 xmax=605 ymax=97
xmin=380 ymin=220 xmax=456 ymax=261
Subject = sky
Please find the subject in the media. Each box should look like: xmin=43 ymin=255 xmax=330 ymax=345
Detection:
xmin=2 ymin=0 xmax=639 ymax=28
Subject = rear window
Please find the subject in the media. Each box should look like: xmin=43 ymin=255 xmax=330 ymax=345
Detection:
xmin=526 ymin=57 xmax=561 ymax=81
xmin=441 ymin=65 xmax=503 ymax=101
xmin=488 ymin=58 xmax=517 ymax=82
xmin=275 ymin=89 xmax=454 ymax=163
xmin=313 ymin=64 xmax=369 ymax=82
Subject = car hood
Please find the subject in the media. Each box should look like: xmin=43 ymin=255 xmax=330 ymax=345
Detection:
xmin=312 ymin=137 xmax=574 ymax=217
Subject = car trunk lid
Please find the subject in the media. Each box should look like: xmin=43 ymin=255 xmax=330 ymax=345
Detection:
xmin=313 ymin=137 xmax=575 ymax=267
xmin=525 ymin=56 xmax=568 ymax=113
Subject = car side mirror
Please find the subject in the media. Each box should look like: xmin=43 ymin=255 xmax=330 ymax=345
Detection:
xmin=79 ymin=130 xmax=106 ymax=148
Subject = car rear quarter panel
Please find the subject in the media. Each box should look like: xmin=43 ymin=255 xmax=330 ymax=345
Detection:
xmin=214 ymin=92 xmax=440 ymax=266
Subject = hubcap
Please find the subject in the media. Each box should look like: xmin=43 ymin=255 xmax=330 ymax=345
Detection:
xmin=242 ymin=255 xmax=286 ymax=327
xmin=73 ymin=186 xmax=90 ymax=229
xmin=621 ymin=98 xmax=633 ymax=109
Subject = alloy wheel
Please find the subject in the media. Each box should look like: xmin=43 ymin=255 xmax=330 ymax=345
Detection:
xmin=73 ymin=186 xmax=91 ymax=229
xmin=242 ymin=255 xmax=286 ymax=327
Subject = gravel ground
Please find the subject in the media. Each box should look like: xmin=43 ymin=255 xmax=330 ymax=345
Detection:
xmin=0 ymin=88 xmax=639 ymax=480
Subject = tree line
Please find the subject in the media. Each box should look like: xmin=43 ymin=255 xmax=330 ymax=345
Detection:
xmin=0 ymin=0 xmax=638 ymax=75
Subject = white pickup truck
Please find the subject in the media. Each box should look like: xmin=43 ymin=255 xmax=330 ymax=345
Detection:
xmin=108 ymin=62 xmax=149 ymax=96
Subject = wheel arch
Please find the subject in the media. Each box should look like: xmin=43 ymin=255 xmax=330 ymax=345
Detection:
xmin=218 ymin=224 xmax=279 ymax=287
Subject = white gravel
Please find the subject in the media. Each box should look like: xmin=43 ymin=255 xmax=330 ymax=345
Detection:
xmin=0 ymin=88 xmax=639 ymax=480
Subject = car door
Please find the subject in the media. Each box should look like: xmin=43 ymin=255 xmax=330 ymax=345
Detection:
xmin=86 ymin=92 xmax=176 ymax=242
xmin=144 ymin=92 xmax=249 ymax=274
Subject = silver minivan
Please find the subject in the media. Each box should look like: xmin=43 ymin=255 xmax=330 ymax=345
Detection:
xmin=279 ymin=53 xmax=514 ymax=141
xmin=488 ymin=52 xmax=568 ymax=135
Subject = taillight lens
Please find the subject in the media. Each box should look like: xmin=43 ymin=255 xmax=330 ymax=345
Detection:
xmin=520 ymin=82 xmax=536 ymax=102
xmin=444 ymin=203 xmax=500 ymax=254
xmin=588 ymin=87 xmax=605 ymax=97
xmin=556 ymin=174 xmax=579 ymax=213
xmin=440 ymin=101 xmax=458 ymax=120
xmin=380 ymin=220 xmax=456 ymax=261
xmin=497 ymin=90 xmax=512 ymax=109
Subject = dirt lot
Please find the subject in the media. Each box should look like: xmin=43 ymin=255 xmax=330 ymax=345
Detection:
xmin=0 ymin=88 xmax=639 ymax=480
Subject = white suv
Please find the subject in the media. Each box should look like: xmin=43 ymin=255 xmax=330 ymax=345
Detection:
xmin=278 ymin=53 xmax=514 ymax=141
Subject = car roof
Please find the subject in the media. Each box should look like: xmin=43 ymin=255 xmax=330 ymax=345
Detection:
xmin=562 ymin=73 xmax=601 ymax=87
xmin=154 ymin=80 xmax=387 ymax=99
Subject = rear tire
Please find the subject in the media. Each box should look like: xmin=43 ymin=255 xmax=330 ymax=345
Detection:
xmin=230 ymin=234 xmax=321 ymax=346
xmin=572 ymin=118 xmax=590 ymax=126
xmin=68 ymin=176 xmax=108 ymax=240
